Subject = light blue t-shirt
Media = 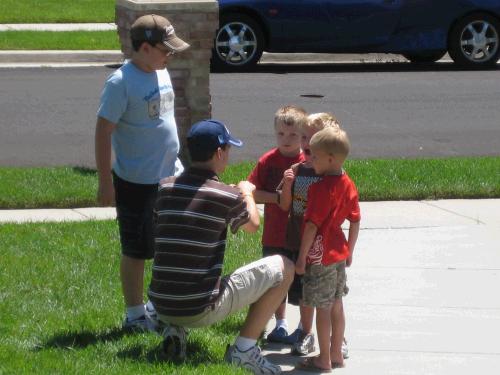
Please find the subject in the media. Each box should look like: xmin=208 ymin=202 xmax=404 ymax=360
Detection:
xmin=97 ymin=61 xmax=182 ymax=184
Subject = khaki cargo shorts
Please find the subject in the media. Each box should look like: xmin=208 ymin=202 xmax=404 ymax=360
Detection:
xmin=302 ymin=261 xmax=347 ymax=308
xmin=158 ymin=255 xmax=284 ymax=328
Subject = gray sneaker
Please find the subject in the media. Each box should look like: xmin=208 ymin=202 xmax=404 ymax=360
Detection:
xmin=225 ymin=344 xmax=282 ymax=374
xmin=291 ymin=332 xmax=315 ymax=356
xmin=161 ymin=324 xmax=187 ymax=361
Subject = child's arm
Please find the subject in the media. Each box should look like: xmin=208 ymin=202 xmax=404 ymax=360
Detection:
xmin=277 ymin=168 xmax=295 ymax=211
xmin=237 ymin=181 xmax=260 ymax=233
xmin=296 ymin=221 xmax=318 ymax=275
xmin=346 ymin=220 xmax=360 ymax=267
xmin=95 ymin=116 xmax=117 ymax=206
xmin=252 ymin=189 xmax=280 ymax=204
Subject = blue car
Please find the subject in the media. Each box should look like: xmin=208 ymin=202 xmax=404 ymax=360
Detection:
xmin=212 ymin=0 xmax=500 ymax=70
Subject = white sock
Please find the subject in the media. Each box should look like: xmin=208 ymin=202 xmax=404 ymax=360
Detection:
xmin=276 ymin=319 xmax=288 ymax=330
xmin=297 ymin=322 xmax=303 ymax=330
xmin=234 ymin=336 xmax=257 ymax=352
xmin=126 ymin=304 xmax=145 ymax=320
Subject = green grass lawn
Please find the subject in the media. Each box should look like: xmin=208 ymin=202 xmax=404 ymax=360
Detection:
xmin=0 ymin=30 xmax=120 ymax=50
xmin=0 ymin=157 xmax=498 ymax=209
xmin=0 ymin=0 xmax=115 ymax=23
xmin=0 ymin=220 xmax=259 ymax=374
xmin=0 ymin=0 xmax=119 ymax=51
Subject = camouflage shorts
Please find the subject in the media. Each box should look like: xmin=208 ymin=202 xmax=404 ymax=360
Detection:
xmin=302 ymin=261 xmax=347 ymax=308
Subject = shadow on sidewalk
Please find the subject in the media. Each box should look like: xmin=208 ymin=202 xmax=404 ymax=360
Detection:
xmin=212 ymin=61 xmax=500 ymax=75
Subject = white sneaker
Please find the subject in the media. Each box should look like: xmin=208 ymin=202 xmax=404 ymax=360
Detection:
xmin=144 ymin=301 xmax=160 ymax=333
xmin=342 ymin=337 xmax=349 ymax=359
xmin=291 ymin=332 xmax=315 ymax=356
xmin=225 ymin=344 xmax=281 ymax=374
xmin=122 ymin=315 xmax=148 ymax=332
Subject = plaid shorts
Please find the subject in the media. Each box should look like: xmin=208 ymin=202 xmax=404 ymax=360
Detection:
xmin=302 ymin=261 xmax=347 ymax=308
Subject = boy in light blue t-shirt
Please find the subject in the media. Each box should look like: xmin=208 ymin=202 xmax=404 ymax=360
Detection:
xmin=95 ymin=14 xmax=189 ymax=331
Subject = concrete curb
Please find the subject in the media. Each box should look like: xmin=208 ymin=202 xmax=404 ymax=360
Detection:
xmin=0 ymin=50 xmax=418 ymax=66
xmin=0 ymin=50 xmax=123 ymax=64
xmin=0 ymin=24 xmax=448 ymax=65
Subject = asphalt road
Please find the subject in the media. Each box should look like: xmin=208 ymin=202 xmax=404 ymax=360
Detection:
xmin=0 ymin=62 xmax=499 ymax=167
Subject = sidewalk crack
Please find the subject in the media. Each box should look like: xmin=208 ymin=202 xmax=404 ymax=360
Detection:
xmin=420 ymin=201 xmax=485 ymax=225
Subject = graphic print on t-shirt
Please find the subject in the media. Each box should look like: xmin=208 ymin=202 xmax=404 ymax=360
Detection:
xmin=148 ymin=91 xmax=174 ymax=119
xmin=308 ymin=235 xmax=323 ymax=265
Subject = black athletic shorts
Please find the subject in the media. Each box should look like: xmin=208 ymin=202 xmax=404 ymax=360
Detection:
xmin=262 ymin=246 xmax=302 ymax=306
xmin=113 ymin=171 xmax=158 ymax=259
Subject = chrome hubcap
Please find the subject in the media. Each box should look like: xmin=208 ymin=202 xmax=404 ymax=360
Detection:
xmin=216 ymin=22 xmax=257 ymax=66
xmin=460 ymin=20 xmax=499 ymax=62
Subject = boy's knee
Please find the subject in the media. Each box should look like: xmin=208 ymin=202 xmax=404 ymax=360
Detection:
xmin=332 ymin=298 xmax=344 ymax=311
xmin=281 ymin=256 xmax=295 ymax=285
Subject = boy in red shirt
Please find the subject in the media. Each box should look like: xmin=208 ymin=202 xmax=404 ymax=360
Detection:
xmin=295 ymin=127 xmax=361 ymax=372
xmin=248 ymin=105 xmax=306 ymax=342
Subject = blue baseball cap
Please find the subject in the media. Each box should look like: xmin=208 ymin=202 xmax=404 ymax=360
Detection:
xmin=187 ymin=120 xmax=243 ymax=152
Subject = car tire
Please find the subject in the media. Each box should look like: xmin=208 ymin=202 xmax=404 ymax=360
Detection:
xmin=211 ymin=13 xmax=264 ymax=72
xmin=448 ymin=13 xmax=500 ymax=69
xmin=402 ymin=50 xmax=446 ymax=63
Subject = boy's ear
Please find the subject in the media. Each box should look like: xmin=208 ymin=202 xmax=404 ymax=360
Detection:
xmin=215 ymin=147 xmax=223 ymax=160
xmin=140 ymin=41 xmax=153 ymax=54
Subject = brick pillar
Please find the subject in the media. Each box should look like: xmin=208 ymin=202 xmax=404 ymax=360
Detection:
xmin=115 ymin=0 xmax=218 ymax=164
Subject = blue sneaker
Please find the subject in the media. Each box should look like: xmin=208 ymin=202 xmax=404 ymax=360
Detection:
xmin=266 ymin=327 xmax=289 ymax=343
xmin=282 ymin=328 xmax=303 ymax=345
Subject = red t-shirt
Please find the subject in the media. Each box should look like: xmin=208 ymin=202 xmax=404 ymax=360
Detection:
xmin=304 ymin=173 xmax=361 ymax=265
xmin=248 ymin=148 xmax=304 ymax=247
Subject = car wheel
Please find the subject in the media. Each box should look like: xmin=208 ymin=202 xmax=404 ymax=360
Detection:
xmin=211 ymin=13 xmax=264 ymax=72
xmin=402 ymin=50 xmax=446 ymax=63
xmin=448 ymin=13 xmax=500 ymax=68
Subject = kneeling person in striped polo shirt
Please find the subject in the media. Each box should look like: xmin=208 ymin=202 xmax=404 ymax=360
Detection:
xmin=148 ymin=119 xmax=294 ymax=374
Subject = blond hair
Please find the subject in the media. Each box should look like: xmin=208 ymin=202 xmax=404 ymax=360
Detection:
xmin=304 ymin=112 xmax=341 ymax=132
xmin=310 ymin=127 xmax=350 ymax=160
xmin=274 ymin=105 xmax=308 ymax=130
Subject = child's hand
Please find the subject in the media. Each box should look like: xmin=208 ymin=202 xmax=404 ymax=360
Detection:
xmin=295 ymin=258 xmax=306 ymax=275
xmin=282 ymin=168 xmax=295 ymax=188
xmin=346 ymin=254 xmax=353 ymax=267
xmin=237 ymin=180 xmax=256 ymax=196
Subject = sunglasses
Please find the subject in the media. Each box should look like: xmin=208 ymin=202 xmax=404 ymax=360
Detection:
xmin=154 ymin=45 xmax=175 ymax=56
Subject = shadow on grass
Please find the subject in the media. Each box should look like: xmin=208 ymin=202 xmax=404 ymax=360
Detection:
xmin=72 ymin=166 xmax=96 ymax=176
xmin=40 ymin=328 xmax=222 ymax=366
xmin=117 ymin=340 xmax=216 ymax=365
xmin=38 ymin=327 xmax=127 ymax=350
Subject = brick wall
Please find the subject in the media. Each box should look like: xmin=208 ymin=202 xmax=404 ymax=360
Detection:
xmin=115 ymin=0 xmax=218 ymax=163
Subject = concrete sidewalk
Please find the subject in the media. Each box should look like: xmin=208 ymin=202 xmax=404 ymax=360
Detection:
xmin=1 ymin=200 xmax=499 ymax=374
xmin=262 ymin=199 xmax=500 ymax=374
xmin=0 ymin=23 xmax=116 ymax=31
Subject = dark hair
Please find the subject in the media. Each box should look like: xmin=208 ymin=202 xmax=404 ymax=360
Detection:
xmin=131 ymin=39 xmax=157 ymax=52
xmin=187 ymin=140 xmax=228 ymax=162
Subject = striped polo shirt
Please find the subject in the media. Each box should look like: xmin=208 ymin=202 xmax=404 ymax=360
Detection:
xmin=148 ymin=167 xmax=250 ymax=317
